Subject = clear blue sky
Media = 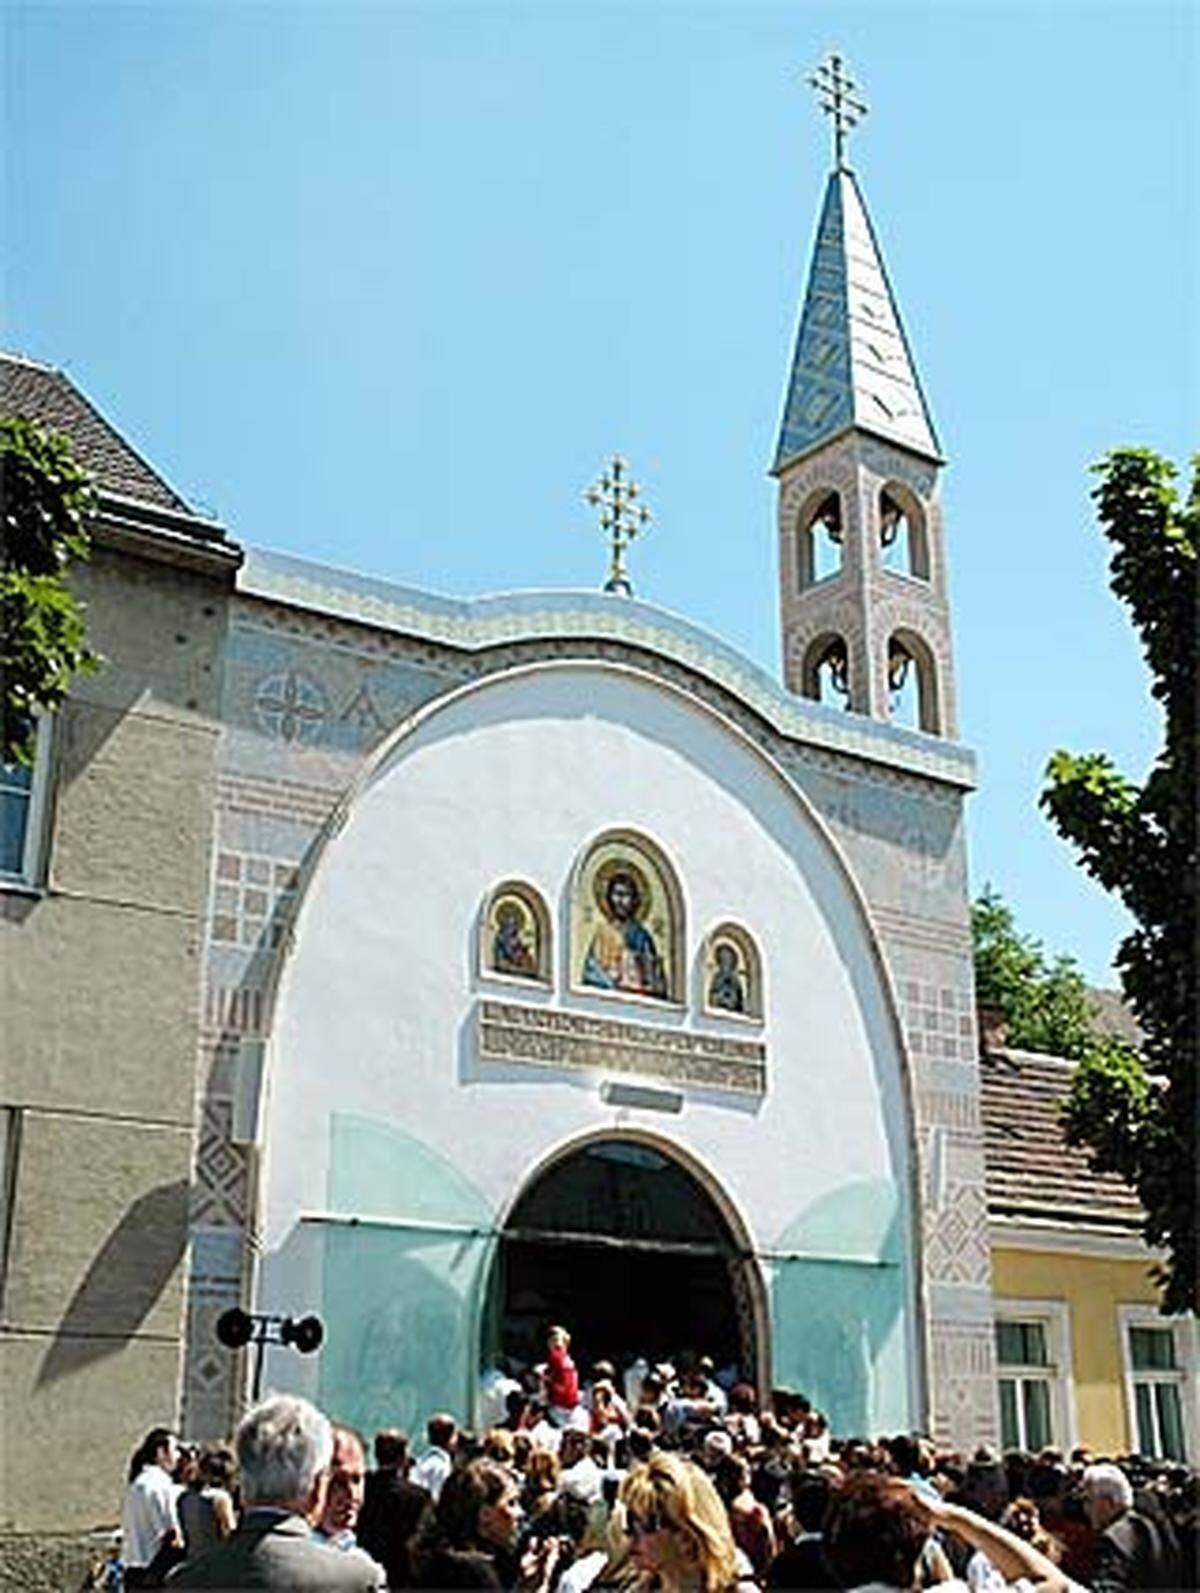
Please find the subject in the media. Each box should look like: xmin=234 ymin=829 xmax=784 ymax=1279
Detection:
xmin=7 ymin=1 xmax=1196 ymax=985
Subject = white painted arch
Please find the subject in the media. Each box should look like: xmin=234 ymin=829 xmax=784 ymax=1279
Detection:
xmin=252 ymin=659 xmax=928 ymax=1428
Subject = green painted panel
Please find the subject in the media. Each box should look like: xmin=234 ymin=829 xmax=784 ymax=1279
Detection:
xmin=316 ymin=1114 xmax=496 ymax=1440
xmin=317 ymin=1219 xmax=496 ymax=1441
xmin=327 ymin=1113 xmax=491 ymax=1227
xmin=769 ymin=1178 xmax=912 ymax=1435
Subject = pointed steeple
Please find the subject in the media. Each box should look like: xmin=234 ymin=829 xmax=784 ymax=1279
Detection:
xmin=773 ymin=53 xmax=958 ymax=739
xmin=773 ymin=158 xmax=940 ymax=470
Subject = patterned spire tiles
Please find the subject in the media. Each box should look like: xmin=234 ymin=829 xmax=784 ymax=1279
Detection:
xmin=774 ymin=171 xmax=940 ymax=470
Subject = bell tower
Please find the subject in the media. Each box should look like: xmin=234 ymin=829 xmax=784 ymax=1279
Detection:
xmin=774 ymin=54 xmax=957 ymax=738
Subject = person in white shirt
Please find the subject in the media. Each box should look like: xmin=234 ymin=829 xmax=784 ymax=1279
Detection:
xmin=558 ymin=1430 xmax=604 ymax=1507
xmin=410 ymin=1413 xmax=457 ymax=1502
xmin=121 ymin=1426 xmax=181 ymax=1585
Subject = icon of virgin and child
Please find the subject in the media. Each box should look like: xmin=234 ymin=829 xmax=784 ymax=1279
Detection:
xmin=581 ymin=860 xmax=669 ymax=999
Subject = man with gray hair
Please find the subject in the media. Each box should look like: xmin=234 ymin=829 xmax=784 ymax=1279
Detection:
xmin=1083 ymin=1462 xmax=1181 ymax=1592
xmin=169 ymin=1394 xmax=384 ymax=1588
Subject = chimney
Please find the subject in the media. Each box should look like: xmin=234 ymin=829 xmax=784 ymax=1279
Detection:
xmin=977 ymin=1002 xmax=1009 ymax=1056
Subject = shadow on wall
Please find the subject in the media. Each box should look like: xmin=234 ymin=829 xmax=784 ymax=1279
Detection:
xmin=36 ymin=1177 xmax=189 ymax=1386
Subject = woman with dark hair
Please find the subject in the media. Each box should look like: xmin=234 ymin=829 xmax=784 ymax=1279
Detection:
xmin=121 ymin=1427 xmax=181 ymax=1586
xmin=712 ymin=1455 xmax=776 ymax=1582
xmin=178 ymin=1445 xmax=237 ymax=1562
xmin=412 ymin=1458 xmax=564 ymax=1591
xmin=723 ymin=1386 xmax=760 ymax=1450
xmin=823 ymin=1472 xmax=1078 ymax=1593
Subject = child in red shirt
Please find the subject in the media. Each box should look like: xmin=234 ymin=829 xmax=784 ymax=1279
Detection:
xmin=544 ymin=1324 xmax=580 ymax=1425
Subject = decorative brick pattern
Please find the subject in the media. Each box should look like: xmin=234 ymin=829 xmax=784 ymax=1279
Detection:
xmin=190 ymin=1099 xmax=249 ymax=1227
xmin=211 ymin=848 xmax=300 ymax=948
xmin=216 ymin=772 xmax=339 ymax=827
xmin=900 ymin=979 xmax=977 ymax=1066
xmin=924 ymin=1184 xmax=990 ymax=1285
xmin=928 ymin=1320 xmax=1000 ymax=1448
xmin=203 ymin=982 xmax=267 ymax=1037
xmin=182 ymin=1292 xmax=243 ymax=1440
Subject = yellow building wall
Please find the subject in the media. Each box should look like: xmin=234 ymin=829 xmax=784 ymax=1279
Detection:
xmin=991 ymin=1247 xmax=1161 ymax=1456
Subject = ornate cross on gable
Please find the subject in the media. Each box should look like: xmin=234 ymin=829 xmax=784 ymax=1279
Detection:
xmin=584 ymin=454 xmax=653 ymax=596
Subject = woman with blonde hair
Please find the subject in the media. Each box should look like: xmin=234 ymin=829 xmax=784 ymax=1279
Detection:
xmin=618 ymin=1450 xmax=754 ymax=1593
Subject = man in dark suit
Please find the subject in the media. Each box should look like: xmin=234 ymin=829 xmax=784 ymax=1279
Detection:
xmin=1084 ymin=1462 xmax=1183 ymax=1592
xmin=357 ymin=1428 xmax=431 ymax=1589
xmin=169 ymin=1394 xmax=384 ymax=1589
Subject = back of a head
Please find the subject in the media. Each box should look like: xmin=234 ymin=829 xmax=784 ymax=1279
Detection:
xmin=889 ymin=1434 xmax=921 ymax=1477
xmin=375 ymin=1428 xmax=409 ymax=1469
xmin=436 ymin=1458 xmax=510 ymax=1549
xmin=128 ymin=1427 xmax=174 ymax=1483
xmin=428 ymin=1413 xmax=458 ymax=1451
xmin=825 ymin=1473 xmax=927 ymax=1591
xmin=1029 ymin=1458 xmax=1068 ymax=1503
xmin=237 ymin=1394 xmax=332 ymax=1509
xmin=712 ymin=1454 xmax=749 ymax=1504
xmin=791 ymin=1470 xmax=832 ymax=1534
xmin=1084 ymin=1462 xmax=1133 ymax=1514
xmin=200 ymin=1443 xmax=237 ymax=1492
xmin=728 ymin=1382 xmax=757 ymax=1415
xmin=483 ymin=1428 xmax=515 ymax=1464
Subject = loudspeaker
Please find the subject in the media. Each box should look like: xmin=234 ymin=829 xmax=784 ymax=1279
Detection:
xmin=215 ymin=1307 xmax=254 ymax=1348
xmin=281 ymin=1314 xmax=324 ymax=1355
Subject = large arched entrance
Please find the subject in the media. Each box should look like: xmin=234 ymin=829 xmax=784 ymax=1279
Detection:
xmin=482 ymin=1137 xmax=763 ymax=1385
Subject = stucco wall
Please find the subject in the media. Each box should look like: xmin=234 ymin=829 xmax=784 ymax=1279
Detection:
xmin=0 ymin=547 xmax=230 ymax=1537
xmin=254 ymin=662 xmax=921 ymax=1438
xmin=991 ymin=1247 xmax=1163 ymax=1456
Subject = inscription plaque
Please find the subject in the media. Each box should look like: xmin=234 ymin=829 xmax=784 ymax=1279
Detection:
xmin=477 ymin=999 xmax=767 ymax=1095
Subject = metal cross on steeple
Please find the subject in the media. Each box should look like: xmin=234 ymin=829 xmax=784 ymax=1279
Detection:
xmin=584 ymin=454 xmax=653 ymax=596
xmin=807 ymin=51 xmax=868 ymax=171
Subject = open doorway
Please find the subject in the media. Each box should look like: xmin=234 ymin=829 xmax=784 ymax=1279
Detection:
xmin=482 ymin=1138 xmax=761 ymax=1385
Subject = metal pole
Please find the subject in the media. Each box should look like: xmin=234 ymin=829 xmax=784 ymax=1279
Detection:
xmin=252 ymin=1330 xmax=266 ymax=1402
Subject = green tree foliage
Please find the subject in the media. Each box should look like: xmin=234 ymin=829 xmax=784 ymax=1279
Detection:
xmin=1 ymin=416 xmax=100 ymax=764
xmin=1041 ymin=448 xmax=1197 ymax=1314
xmin=971 ymin=886 xmax=1097 ymax=1059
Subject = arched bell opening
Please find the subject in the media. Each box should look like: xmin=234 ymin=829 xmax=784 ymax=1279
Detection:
xmin=879 ymin=484 xmax=930 ymax=580
xmin=801 ymin=632 xmax=851 ymax=710
xmin=480 ymin=1136 xmax=765 ymax=1392
xmin=796 ymin=490 xmax=844 ymax=589
xmin=887 ymin=630 xmax=940 ymax=734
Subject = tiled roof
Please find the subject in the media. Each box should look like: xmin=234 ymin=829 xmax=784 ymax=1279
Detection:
xmin=774 ymin=170 xmax=940 ymax=470
xmin=980 ymin=1048 xmax=1144 ymax=1234
xmin=1 ymin=352 xmax=191 ymax=513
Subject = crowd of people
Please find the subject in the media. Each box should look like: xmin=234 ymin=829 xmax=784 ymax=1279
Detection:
xmin=106 ymin=1326 xmax=1197 ymax=1591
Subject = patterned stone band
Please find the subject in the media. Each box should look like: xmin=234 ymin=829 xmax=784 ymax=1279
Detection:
xmin=477 ymin=999 xmax=767 ymax=1095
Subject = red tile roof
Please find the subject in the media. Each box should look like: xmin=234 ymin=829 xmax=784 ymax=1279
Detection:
xmin=1 ymin=352 xmax=191 ymax=513
xmin=979 ymin=1048 xmax=1144 ymax=1234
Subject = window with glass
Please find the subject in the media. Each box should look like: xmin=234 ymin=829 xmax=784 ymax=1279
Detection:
xmin=1127 ymin=1323 xmax=1188 ymax=1461
xmin=996 ymin=1318 xmax=1055 ymax=1451
xmin=0 ymin=759 xmax=34 ymax=876
xmin=0 ymin=719 xmax=50 ymax=885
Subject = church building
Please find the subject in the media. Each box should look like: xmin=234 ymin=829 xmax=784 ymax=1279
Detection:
xmin=1 ymin=58 xmax=1007 ymax=1562
xmin=186 ymin=61 xmax=993 ymax=1452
